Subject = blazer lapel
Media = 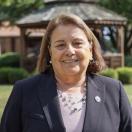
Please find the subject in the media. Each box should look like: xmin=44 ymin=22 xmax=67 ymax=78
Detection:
xmin=37 ymin=73 xmax=65 ymax=132
xmin=83 ymin=74 xmax=105 ymax=132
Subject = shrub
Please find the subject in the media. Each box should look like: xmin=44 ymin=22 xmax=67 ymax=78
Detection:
xmin=8 ymin=68 xmax=29 ymax=84
xmin=125 ymin=56 xmax=132 ymax=67
xmin=116 ymin=67 xmax=132 ymax=84
xmin=0 ymin=67 xmax=29 ymax=84
xmin=0 ymin=52 xmax=21 ymax=68
xmin=100 ymin=68 xmax=118 ymax=79
xmin=0 ymin=68 xmax=12 ymax=84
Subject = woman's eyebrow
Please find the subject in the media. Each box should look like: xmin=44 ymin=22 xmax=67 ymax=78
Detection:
xmin=54 ymin=40 xmax=65 ymax=43
xmin=72 ymin=38 xmax=85 ymax=42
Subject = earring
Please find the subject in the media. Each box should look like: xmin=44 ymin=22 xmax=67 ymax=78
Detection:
xmin=49 ymin=60 xmax=52 ymax=64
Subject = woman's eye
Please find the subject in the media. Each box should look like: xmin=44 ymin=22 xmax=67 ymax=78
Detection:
xmin=56 ymin=43 xmax=65 ymax=49
xmin=73 ymin=42 xmax=83 ymax=47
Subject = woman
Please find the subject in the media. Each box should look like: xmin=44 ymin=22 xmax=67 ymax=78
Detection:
xmin=0 ymin=14 xmax=132 ymax=132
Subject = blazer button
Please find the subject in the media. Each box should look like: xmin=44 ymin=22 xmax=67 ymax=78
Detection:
xmin=95 ymin=96 xmax=101 ymax=102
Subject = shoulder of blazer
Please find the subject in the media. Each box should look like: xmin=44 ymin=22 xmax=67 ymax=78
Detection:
xmin=88 ymin=73 xmax=122 ymax=96
xmin=89 ymin=74 xmax=123 ymax=108
xmin=90 ymin=73 xmax=120 ymax=87
xmin=13 ymin=72 xmax=52 ymax=93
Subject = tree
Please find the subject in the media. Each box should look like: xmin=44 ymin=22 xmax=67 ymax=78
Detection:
xmin=99 ymin=0 xmax=132 ymax=55
xmin=0 ymin=0 xmax=44 ymax=23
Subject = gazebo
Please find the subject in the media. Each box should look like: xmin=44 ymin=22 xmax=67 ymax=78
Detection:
xmin=17 ymin=0 xmax=127 ymax=69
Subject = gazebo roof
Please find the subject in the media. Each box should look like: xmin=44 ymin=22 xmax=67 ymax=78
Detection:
xmin=17 ymin=0 xmax=127 ymax=27
xmin=44 ymin=0 xmax=100 ymax=3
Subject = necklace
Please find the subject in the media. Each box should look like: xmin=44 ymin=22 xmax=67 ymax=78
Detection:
xmin=57 ymin=83 xmax=86 ymax=115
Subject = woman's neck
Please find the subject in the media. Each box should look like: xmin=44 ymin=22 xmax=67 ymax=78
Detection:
xmin=55 ymin=74 xmax=86 ymax=93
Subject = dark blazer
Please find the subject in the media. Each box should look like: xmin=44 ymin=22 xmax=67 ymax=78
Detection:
xmin=0 ymin=72 xmax=132 ymax=132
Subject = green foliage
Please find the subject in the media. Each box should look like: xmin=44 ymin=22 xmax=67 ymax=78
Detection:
xmin=116 ymin=67 xmax=132 ymax=84
xmin=0 ymin=52 xmax=21 ymax=68
xmin=8 ymin=68 xmax=29 ymax=84
xmin=125 ymin=55 xmax=132 ymax=67
xmin=100 ymin=68 xmax=118 ymax=79
xmin=99 ymin=67 xmax=132 ymax=84
xmin=99 ymin=0 xmax=132 ymax=21
xmin=0 ymin=0 xmax=44 ymax=22
xmin=0 ymin=67 xmax=12 ymax=84
xmin=0 ymin=67 xmax=29 ymax=84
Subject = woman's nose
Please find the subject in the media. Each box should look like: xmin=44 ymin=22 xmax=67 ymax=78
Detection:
xmin=65 ymin=44 xmax=75 ymax=56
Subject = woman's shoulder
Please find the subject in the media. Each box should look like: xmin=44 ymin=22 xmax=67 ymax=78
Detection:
xmin=89 ymin=73 xmax=121 ymax=87
xmin=15 ymin=74 xmax=42 ymax=86
xmin=14 ymin=72 xmax=51 ymax=90
xmin=89 ymin=73 xmax=124 ymax=98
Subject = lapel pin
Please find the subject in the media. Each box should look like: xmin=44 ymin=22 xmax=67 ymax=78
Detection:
xmin=95 ymin=96 xmax=101 ymax=103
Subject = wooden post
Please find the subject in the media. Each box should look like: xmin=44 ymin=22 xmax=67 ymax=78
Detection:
xmin=20 ymin=28 xmax=26 ymax=66
xmin=117 ymin=26 xmax=125 ymax=66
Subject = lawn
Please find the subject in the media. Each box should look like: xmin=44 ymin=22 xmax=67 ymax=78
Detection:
xmin=0 ymin=84 xmax=132 ymax=120
xmin=125 ymin=84 xmax=132 ymax=103
xmin=0 ymin=85 xmax=12 ymax=120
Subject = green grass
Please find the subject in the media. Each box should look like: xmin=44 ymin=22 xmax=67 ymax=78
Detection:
xmin=124 ymin=84 xmax=132 ymax=103
xmin=0 ymin=84 xmax=132 ymax=120
xmin=0 ymin=85 xmax=12 ymax=120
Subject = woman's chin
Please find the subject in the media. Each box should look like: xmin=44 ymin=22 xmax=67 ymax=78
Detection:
xmin=63 ymin=68 xmax=81 ymax=76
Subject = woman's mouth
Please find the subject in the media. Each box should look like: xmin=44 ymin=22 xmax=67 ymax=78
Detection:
xmin=62 ymin=59 xmax=79 ymax=63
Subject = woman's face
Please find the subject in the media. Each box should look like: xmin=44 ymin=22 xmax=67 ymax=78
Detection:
xmin=49 ymin=24 xmax=92 ymax=78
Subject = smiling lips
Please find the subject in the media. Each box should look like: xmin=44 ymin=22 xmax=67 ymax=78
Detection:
xmin=62 ymin=59 xmax=79 ymax=63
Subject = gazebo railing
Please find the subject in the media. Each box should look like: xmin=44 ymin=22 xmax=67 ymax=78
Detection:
xmin=103 ymin=53 xmax=123 ymax=68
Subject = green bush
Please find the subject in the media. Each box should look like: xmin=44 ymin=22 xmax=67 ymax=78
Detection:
xmin=100 ymin=68 xmax=118 ymax=79
xmin=125 ymin=56 xmax=132 ymax=67
xmin=0 ymin=52 xmax=21 ymax=68
xmin=0 ymin=68 xmax=12 ymax=84
xmin=0 ymin=67 xmax=29 ymax=84
xmin=116 ymin=67 xmax=132 ymax=84
xmin=8 ymin=68 xmax=29 ymax=84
